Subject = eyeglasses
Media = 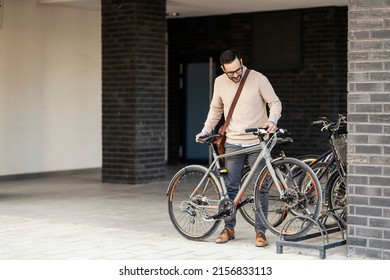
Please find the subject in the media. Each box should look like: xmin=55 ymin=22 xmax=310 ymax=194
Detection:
xmin=224 ymin=65 xmax=243 ymax=77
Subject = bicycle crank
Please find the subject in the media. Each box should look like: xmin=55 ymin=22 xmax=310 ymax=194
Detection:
xmin=203 ymin=198 xmax=236 ymax=222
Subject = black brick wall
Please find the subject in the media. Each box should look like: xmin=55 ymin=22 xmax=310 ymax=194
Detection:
xmin=102 ymin=0 xmax=166 ymax=183
xmin=348 ymin=0 xmax=390 ymax=259
xmin=168 ymin=6 xmax=348 ymax=163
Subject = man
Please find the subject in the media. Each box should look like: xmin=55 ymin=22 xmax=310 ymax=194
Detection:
xmin=196 ymin=49 xmax=282 ymax=247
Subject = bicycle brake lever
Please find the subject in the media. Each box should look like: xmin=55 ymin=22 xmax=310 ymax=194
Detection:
xmin=278 ymin=128 xmax=289 ymax=135
xmin=311 ymin=120 xmax=324 ymax=125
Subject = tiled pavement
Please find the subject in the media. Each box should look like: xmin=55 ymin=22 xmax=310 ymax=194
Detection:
xmin=0 ymin=168 xmax=352 ymax=260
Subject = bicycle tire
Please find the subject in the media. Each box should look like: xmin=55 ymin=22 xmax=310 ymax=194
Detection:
xmin=299 ymin=153 xmax=335 ymax=166
xmin=238 ymin=163 xmax=275 ymax=227
xmin=238 ymin=168 xmax=256 ymax=227
xmin=298 ymin=154 xmax=320 ymax=165
xmin=254 ymin=157 xmax=322 ymax=238
xmin=310 ymin=162 xmax=332 ymax=204
xmin=240 ymin=162 xmax=288 ymax=228
xmin=239 ymin=157 xmax=317 ymax=229
xmin=167 ymin=165 xmax=222 ymax=240
xmin=326 ymin=171 xmax=347 ymax=222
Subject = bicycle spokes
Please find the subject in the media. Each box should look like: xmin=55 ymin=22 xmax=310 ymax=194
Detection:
xmin=255 ymin=158 xmax=322 ymax=238
xmin=168 ymin=167 xmax=222 ymax=240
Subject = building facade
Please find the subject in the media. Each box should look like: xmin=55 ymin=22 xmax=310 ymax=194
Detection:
xmin=102 ymin=0 xmax=390 ymax=259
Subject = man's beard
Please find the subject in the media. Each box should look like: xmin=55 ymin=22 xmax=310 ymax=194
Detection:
xmin=229 ymin=74 xmax=242 ymax=83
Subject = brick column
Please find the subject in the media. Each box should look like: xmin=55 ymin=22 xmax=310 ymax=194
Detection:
xmin=102 ymin=0 xmax=166 ymax=184
xmin=348 ymin=0 xmax=390 ymax=259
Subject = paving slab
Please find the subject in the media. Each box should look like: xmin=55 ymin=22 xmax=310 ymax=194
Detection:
xmin=0 ymin=169 xmax=351 ymax=260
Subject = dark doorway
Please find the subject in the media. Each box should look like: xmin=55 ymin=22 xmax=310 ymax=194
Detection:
xmin=183 ymin=60 xmax=216 ymax=163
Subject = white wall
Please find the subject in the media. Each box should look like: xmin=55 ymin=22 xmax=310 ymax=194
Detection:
xmin=0 ymin=0 xmax=101 ymax=176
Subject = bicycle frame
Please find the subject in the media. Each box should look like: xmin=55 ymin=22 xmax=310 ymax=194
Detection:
xmin=307 ymin=145 xmax=347 ymax=187
xmin=306 ymin=149 xmax=334 ymax=180
xmin=311 ymin=114 xmax=348 ymax=184
xmin=189 ymin=135 xmax=285 ymax=209
xmin=307 ymin=149 xmax=333 ymax=166
xmin=167 ymin=129 xmax=323 ymax=240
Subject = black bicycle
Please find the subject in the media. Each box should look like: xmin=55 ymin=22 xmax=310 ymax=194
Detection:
xmin=309 ymin=114 xmax=348 ymax=221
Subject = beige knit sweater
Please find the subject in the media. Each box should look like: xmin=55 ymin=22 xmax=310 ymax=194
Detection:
xmin=202 ymin=66 xmax=282 ymax=145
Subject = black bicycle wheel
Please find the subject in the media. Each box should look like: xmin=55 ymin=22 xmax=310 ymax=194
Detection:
xmin=326 ymin=171 xmax=347 ymax=222
xmin=310 ymin=162 xmax=332 ymax=205
xmin=167 ymin=165 xmax=222 ymax=240
xmin=254 ymin=157 xmax=322 ymax=238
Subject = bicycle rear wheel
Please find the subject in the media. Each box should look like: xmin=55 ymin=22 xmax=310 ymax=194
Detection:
xmin=327 ymin=171 xmax=347 ymax=222
xmin=167 ymin=165 xmax=222 ymax=240
xmin=310 ymin=162 xmax=332 ymax=205
xmin=255 ymin=157 xmax=322 ymax=238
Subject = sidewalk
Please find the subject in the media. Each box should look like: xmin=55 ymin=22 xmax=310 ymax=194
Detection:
xmin=0 ymin=169 xmax=350 ymax=260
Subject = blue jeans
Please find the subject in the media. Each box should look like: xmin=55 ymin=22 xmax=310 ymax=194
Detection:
xmin=224 ymin=143 xmax=268 ymax=233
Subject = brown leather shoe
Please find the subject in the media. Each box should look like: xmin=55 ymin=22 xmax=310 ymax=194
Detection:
xmin=255 ymin=231 xmax=268 ymax=247
xmin=215 ymin=228 xmax=235 ymax=244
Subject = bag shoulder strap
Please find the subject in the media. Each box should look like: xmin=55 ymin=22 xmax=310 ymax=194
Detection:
xmin=219 ymin=69 xmax=251 ymax=135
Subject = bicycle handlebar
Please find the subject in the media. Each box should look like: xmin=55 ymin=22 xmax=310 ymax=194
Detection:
xmin=196 ymin=133 xmax=220 ymax=143
xmin=245 ymin=128 xmax=288 ymax=136
xmin=311 ymin=114 xmax=347 ymax=133
xmin=311 ymin=120 xmax=324 ymax=125
xmin=245 ymin=128 xmax=266 ymax=133
xmin=197 ymin=128 xmax=289 ymax=144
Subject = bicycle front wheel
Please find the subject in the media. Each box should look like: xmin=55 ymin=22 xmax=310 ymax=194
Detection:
xmin=167 ymin=165 xmax=222 ymax=240
xmin=238 ymin=165 xmax=256 ymax=227
xmin=255 ymin=157 xmax=322 ymax=238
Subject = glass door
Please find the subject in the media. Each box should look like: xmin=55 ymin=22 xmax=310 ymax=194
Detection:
xmin=184 ymin=59 xmax=215 ymax=162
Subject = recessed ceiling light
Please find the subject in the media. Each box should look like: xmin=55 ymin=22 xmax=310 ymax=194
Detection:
xmin=166 ymin=12 xmax=180 ymax=17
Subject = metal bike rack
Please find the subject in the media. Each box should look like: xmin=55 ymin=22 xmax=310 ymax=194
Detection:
xmin=275 ymin=211 xmax=347 ymax=259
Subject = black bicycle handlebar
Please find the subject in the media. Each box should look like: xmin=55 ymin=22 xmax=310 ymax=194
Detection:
xmin=311 ymin=114 xmax=347 ymax=134
xmin=196 ymin=133 xmax=220 ymax=143
xmin=311 ymin=120 xmax=324 ymax=125
xmin=245 ymin=128 xmax=266 ymax=133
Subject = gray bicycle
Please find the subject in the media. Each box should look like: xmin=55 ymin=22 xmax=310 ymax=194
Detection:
xmin=167 ymin=128 xmax=322 ymax=240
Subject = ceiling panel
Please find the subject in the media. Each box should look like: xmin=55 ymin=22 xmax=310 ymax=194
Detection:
xmin=38 ymin=0 xmax=348 ymax=17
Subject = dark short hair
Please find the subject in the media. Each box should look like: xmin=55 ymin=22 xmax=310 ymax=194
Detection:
xmin=219 ymin=49 xmax=241 ymax=65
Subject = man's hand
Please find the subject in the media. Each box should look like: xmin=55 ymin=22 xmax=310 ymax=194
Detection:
xmin=264 ymin=121 xmax=277 ymax=133
xmin=195 ymin=132 xmax=206 ymax=143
